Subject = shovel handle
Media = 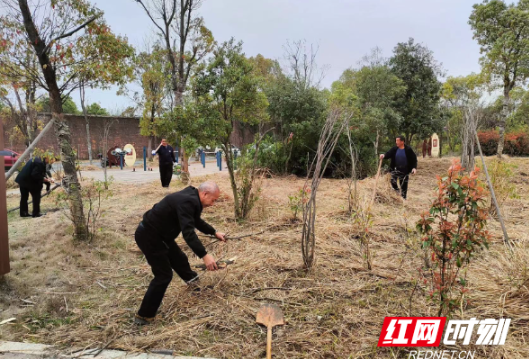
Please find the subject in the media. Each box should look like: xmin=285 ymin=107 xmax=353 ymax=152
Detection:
xmin=266 ymin=325 xmax=272 ymax=359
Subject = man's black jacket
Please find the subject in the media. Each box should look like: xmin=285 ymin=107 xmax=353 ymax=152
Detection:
xmin=141 ymin=186 xmax=216 ymax=258
xmin=383 ymin=145 xmax=418 ymax=175
xmin=15 ymin=157 xmax=47 ymax=190
xmin=156 ymin=145 xmax=176 ymax=165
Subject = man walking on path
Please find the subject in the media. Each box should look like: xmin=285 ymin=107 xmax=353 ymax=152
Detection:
xmin=380 ymin=135 xmax=418 ymax=200
xmin=153 ymin=139 xmax=176 ymax=188
xmin=15 ymin=156 xmax=51 ymax=217
xmin=134 ymin=181 xmax=226 ymax=325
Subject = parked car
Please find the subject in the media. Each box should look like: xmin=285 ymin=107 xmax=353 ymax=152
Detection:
xmin=2 ymin=149 xmax=20 ymax=170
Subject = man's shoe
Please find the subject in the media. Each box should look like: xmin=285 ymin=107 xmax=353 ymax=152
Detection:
xmin=32 ymin=213 xmax=46 ymax=218
xmin=134 ymin=314 xmax=154 ymax=326
xmin=20 ymin=212 xmax=31 ymax=218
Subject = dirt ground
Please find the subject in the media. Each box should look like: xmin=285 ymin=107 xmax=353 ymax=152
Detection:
xmin=1 ymin=156 xmax=528 ymax=358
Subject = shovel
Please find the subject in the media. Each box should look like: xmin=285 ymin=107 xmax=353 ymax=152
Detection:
xmin=256 ymin=303 xmax=285 ymax=359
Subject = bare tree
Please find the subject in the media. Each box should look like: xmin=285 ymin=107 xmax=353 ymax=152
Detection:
xmin=100 ymin=118 xmax=116 ymax=190
xmin=79 ymin=80 xmax=93 ymax=164
xmin=0 ymin=49 xmax=40 ymax=147
xmin=301 ymin=108 xmax=349 ymax=269
xmin=346 ymin=125 xmax=358 ymax=214
xmin=133 ymin=0 xmax=215 ymax=172
xmin=442 ymin=75 xmax=485 ymax=172
xmin=283 ymin=40 xmax=326 ymax=90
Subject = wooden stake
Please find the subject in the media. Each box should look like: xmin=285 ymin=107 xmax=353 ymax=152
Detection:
xmin=0 ymin=121 xmax=11 ymax=275
xmin=5 ymin=117 xmax=56 ymax=181
xmin=474 ymin=131 xmax=514 ymax=253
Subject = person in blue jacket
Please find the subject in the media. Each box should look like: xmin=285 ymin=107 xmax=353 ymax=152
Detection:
xmin=379 ymin=135 xmax=418 ymax=200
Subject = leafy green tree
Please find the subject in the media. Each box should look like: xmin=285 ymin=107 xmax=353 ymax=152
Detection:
xmin=336 ymin=48 xmax=406 ymax=154
xmin=36 ymin=96 xmax=80 ymax=114
xmin=1 ymin=0 xmax=134 ymax=240
xmin=265 ymin=75 xmax=327 ymax=174
xmin=469 ymin=0 xmax=529 ymax=157
xmin=194 ymin=39 xmax=268 ymax=219
xmin=134 ymin=45 xmax=171 ymax=160
xmin=86 ymin=103 xmax=108 ymax=116
xmin=389 ymin=38 xmax=443 ymax=143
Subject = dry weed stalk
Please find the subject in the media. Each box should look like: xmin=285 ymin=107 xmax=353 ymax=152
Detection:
xmin=345 ymin=123 xmax=359 ymax=214
xmin=301 ymin=108 xmax=348 ymax=269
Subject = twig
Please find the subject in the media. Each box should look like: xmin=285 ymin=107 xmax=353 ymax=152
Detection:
xmin=249 ymin=287 xmax=292 ymax=294
xmin=201 ymin=229 xmax=267 ymax=248
xmin=96 ymin=281 xmax=107 ymax=290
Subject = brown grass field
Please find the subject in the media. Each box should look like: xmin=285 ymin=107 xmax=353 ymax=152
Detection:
xmin=1 ymin=156 xmax=528 ymax=358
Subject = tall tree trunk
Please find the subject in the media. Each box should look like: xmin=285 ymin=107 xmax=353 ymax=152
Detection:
xmin=80 ymin=82 xmax=92 ymax=164
xmin=148 ymin=135 xmax=154 ymax=161
xmin=497 ymin=86 xmax=511 ymax=159
xmin=18 ymin=0 xmax=87 ymax=240
xmin=373 ymin=130 xmax=379 ymax=155
xmin=12 ymin=87 xmax=30 ymax=147
xmin=223 ymin=143 xmax=240 ymax=218
xmin=461 ymin=112 xmax=469 ymax=170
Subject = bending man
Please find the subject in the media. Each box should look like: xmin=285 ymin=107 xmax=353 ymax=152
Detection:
xmin=15 ymin=156 xmax=51 ymax=218
xmin=380 ymin=135 xmax=418 ymax=200
xmin=134 ymin=181 xmax=226 ymax=325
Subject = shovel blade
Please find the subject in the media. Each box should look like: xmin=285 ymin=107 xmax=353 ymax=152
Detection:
xmin=256 ymin=303 xmax=285 ymax=328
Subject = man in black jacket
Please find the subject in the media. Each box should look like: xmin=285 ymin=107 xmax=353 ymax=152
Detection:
xmin=153 ymin=138 xmax=176 ymax=188
xmin=134 ymin=181 xmax=226 ymax=325
xmin=15 ymin=157 xmax=51 ymax=217
xmin=380 ymin=135 xmax=418 ymax=200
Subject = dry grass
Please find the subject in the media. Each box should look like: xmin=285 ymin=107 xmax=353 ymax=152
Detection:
xmin=5 ymin=177 xmax=18 ymax=190
xmin=0 ymin=157 xmax=528 ymax=358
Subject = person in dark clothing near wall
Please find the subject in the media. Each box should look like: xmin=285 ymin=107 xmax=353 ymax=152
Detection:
xmin=380 ymin=135 xmax=418 ymax=200
xmin=134 ymin=181 xmax=226 ymax=325
xmin=153 ymin=138 xmax=176 ymax=188
xmin=15 ymin=157 xmax=51 ymax=218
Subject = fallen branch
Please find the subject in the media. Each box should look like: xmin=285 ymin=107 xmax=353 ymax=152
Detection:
xmin=200 ymin=229 xmax=267 ymax=248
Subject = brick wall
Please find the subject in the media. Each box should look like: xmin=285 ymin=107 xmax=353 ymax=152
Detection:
xmin=3 ymin=114 xmax=150 ymax=160
xmin=2 ymin=113 xmax=259 ymax=160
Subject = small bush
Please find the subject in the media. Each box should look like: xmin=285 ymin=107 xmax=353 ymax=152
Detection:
xmin=477 ymin=130 xmax=529 ymax=156
xmin=416 ymin=160 xmax=490 ymax=316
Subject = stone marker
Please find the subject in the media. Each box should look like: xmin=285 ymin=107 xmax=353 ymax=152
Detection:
xmin=431 ymin=133 xmax=440 ymax=158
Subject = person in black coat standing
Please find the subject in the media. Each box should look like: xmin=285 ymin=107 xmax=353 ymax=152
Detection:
xmin=15 ymin=157 xmax=51 ymax=217
xmin=134 ymin=181 xmax=226 ymax=325
xmin=153 ymin=138 xmax=176 ymax=188
xmin=380 ymin=135 xmax=418 ymax=200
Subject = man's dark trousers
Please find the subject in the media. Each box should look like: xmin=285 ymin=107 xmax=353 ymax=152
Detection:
xmin=159 ymin=163 xmax=173 ymax=187
xmin=19 ymin=185 xmax=42 ymax=216
xmin=390 ymin=169 xmax=409 ymax=199
xmin=135 ymin=223 xmax=198 ymax=318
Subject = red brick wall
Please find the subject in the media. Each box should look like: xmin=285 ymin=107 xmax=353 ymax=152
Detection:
xmin=2 ymin=114 xmax=150 ymax=160
xmin=2 ymin=114 xmax=262 ymax=159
